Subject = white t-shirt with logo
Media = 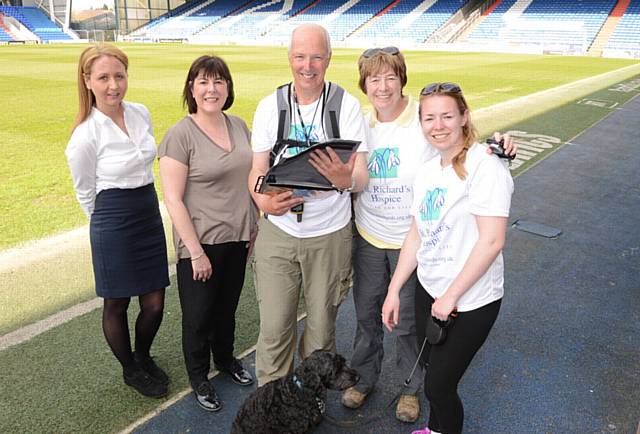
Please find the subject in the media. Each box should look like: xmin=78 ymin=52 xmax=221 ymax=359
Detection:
xmin=252 ymin=82 xmax=368 ymax=238
xmin=355 ymin=97 xmax=438 ymax=247
xmin=411 ymin=143 xmax=514 ymax=312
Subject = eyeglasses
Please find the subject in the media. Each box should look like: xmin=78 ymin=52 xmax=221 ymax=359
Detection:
xmin=362 ymin=46 xmax=400 ymax=58
xmin=420 ymin=82 xmax=462 ymax=95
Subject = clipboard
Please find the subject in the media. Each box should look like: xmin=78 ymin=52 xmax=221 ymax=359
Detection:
xmin=255 ymin=139 xmax=360 ymax=194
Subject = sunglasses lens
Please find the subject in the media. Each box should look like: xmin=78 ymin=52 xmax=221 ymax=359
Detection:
xmin=421 ymin=82 xmax=462 ymax=95
xmin=362 ymin=48 xmax=379 ymax=58
xmin=382 ymin=46 xmax=399 ymax=55
xmin=441 ymin=82 xmax=461 ymax=92
xmin=363 ymin=47 xmax=400 ymax=58
xmin=421 ymin=83 xmax=438 ymax=95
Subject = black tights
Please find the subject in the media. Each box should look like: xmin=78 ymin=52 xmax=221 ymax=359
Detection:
xmin=415 ymin=284 xmax=501 ymax=434
xmin=102 ymin=289 xmax=165 ymax=370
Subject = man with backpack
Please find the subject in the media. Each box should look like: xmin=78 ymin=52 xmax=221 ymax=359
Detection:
xmin=248 ymin=23 xmax=369 ymax=386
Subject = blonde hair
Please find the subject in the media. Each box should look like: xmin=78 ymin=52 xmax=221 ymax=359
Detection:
xmin=419 ymin=88 xmax=478 ymax=180
xmin=73 ymin=44 xmax=128 ymax=131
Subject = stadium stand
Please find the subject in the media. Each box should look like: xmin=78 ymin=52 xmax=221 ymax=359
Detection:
xmin=467 ymin=0 xmax=618 ymax=52
xmin=605 ymin=0 xmax=640 ymax=52
xmin=353 ymin=0 xmax=467 ymax=43
xmin=142 ymin=0 xmax=264 ymax=40
xmin=0 ymin=27 xmax=13 ymax=42
xmin=128 ymin=0 xmax=639 ymax=58
xmin=0 ymin=6 xmax=71 ymax=41
xmin=195 ymin=0 xmax=307 ymax=40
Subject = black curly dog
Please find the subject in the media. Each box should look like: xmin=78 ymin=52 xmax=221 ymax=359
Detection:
xmin=231 ymin=350 xmax=359 ymax=434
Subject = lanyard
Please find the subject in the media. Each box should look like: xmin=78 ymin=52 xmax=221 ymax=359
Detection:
xmin=292 ymin=83 xmax=325 ymax=146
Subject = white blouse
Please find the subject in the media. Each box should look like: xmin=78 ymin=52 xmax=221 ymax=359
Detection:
xmin=66 ymin=102 xmax=157 ymax=217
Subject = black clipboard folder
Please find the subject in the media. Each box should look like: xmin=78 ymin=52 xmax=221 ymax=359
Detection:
xmin=254 ymin=139 xmax=360 ymax=195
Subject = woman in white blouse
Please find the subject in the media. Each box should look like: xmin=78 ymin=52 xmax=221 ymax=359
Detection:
xmin=66 ymin=44 xmax=170 ymax=398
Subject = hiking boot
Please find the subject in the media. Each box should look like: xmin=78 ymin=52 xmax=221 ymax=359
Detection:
xmin=134 ymin=352 xmax=169 ymax=386
xmin=341 ymin=387 xmax=368 ymax=409
xmin=193 ymin=380 xmax=222 ymax=412
xmin=216 ymin=358 xmax=254 ymax=386
xmin=396 ymin=394 xmax=420 ymax=423
xmin=123 ymin=366 xmax=167 ymax=398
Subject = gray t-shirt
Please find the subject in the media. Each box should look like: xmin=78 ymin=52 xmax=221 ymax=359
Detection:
xmin=159 ymin=114 xmax=256 ymax=259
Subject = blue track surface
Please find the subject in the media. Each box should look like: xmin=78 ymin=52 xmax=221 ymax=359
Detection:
xmin=135 ymin=95 xmax=640 ymax=434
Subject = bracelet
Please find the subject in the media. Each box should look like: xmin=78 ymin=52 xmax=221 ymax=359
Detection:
xmin=333 ymin=176 xmax=356 ymax=194
xmin=191 ymin=252 xmax=204 ymax=261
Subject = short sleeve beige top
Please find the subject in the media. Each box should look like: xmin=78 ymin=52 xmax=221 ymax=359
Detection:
xmin=159 ymin=114 xmax=256 ymax=259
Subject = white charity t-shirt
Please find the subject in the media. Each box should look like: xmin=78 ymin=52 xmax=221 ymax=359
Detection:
xmin=252 ymin=82 xmax=368 ymax=238
xmin=411 ymin=143 xmax=514 ymax=312
xmin=354 ymin=97 xmax=438 ymax=247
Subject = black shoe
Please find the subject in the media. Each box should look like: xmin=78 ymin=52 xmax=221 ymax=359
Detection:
xmin=216 ymin=358 xmax=254 ymax=386
xmin=123 ymin=366 xmax=167 ymax=398
xmin=134 ymin=352 xmax=169 ymax=386
xmin=193 ymin=381 xmax=222 ymax=412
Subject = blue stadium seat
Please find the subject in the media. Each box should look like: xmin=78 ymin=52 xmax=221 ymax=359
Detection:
xmin=605 ymin=0 xmax=640 ymax=51
xmin=0 ymin=6 xmax=71 ymax=41
xmin=467 ymin=0 xmax=617 ymax=50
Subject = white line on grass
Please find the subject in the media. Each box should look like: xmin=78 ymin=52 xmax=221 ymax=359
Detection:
xmin=0 ymin=265 xmax=176 ymax=351
xmin=0 ymin=297 xmax=101 ymax=350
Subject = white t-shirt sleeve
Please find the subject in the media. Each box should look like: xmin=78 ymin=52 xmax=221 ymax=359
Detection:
xmin=468 ymin=156 xmax=514 ymax=217
xmin=251 ymin=93 xmax=278 ymax=153
xmin=339 ymin=92 xmax=368 ymax=152
xmin=65 ymin=124 xmax=98 ymax=218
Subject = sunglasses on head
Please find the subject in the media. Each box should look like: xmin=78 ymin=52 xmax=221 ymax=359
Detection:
xmin=420 ymin=82 xmax=462 ymax=95
xmin=362 ymin=46 xmax=400 ymax=58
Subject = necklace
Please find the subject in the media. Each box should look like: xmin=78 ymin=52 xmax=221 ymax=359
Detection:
xmin=292 ymin=83 xmax=325 ymax=145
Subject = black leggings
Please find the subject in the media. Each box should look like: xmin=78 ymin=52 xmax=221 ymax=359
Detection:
xmin=415 ymin=283 xmax=501 ymax=434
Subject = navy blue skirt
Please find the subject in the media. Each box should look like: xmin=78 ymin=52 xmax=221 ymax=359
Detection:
xmin=90 ymin=184 xmax=170 ymax=298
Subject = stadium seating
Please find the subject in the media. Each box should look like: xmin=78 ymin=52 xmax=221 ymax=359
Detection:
xmin=0 ymin=6 xmax=71 ymax=41
xmin=0 ymin=27 xmax=14 ymax=42
xmin=196 ymin=0 xmax=314 ymax=39
xmin=606 ymin=0 xmax=640 ymax=51
xmin=355 ymin=0 xmax=467 ymax=43
xmin=131 ymin=0 xmax=638 ymax=58
xmin=467 ymin=0 xmax=617 ymax=50
xmin=146 ymin=0 xmax=238 ymax=39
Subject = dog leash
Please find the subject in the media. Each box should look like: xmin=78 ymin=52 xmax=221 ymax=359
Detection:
xmin=323 ymin=336 xmax=428 ymax=428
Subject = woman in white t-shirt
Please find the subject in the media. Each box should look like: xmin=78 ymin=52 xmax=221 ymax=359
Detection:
xmin=382 ymin=82 xmax=514 ymax=434
xmin=344 ymin=47 xmax=516 ymax=424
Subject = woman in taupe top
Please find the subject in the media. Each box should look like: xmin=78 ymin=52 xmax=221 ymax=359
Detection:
xmin=159 ymin=55 xmax=257 ymax=412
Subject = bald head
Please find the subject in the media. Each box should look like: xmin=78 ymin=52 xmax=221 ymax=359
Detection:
xmin=287 ymin=24 xmax=332 ymax=103
xmin=289 ymin=24 xmax=332 ymax=57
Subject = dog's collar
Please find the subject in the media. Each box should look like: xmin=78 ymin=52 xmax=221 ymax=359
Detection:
xmin=292 ymin=374 xmax=304 ymax=390
xmin=292 ymin=374 xmax=325 ymax=414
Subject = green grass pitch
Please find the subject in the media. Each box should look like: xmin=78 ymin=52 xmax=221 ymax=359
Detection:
xmin=1 ymin=42 xmax=639 ymax=433
xmin=0 ymin=42 xmax=637 ymax=249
